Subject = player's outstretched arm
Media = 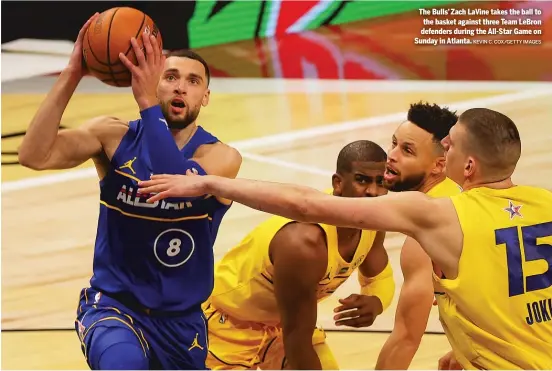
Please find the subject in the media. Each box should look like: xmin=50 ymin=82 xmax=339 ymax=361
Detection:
xmin=138 ymin=174 xmax=461 ymax=275
xmin=140 ymin=174 xmax=435 ymax=234
xmin=271 ymin=222 xmax=328 ymax=370
xmin=334 ymin=232 xmax=395 ymax=328
xmin=375 ymin=238 xmax=435 ymax=370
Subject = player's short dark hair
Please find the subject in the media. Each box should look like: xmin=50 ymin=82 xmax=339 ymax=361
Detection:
xmin=336 ymin=140 xmax=387 ymax=174
xmin=459 ymin=108 xmax=521 ymax=176
xmin=407 ymin=102 xmax=459 ymax=145
xmin=166 ymin=49 xmax=211 ymax=86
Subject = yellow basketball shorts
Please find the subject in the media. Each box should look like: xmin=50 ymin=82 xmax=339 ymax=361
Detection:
xmin=203 ymin=302 xmax=339 ymax=370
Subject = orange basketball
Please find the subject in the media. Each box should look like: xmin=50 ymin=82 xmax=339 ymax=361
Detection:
xmin=82 ymin=7 xmax=163 ymax=87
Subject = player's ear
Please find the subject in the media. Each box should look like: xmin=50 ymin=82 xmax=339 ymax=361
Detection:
xmin=464 ymin=156 xmax=476 ymax=178
xmin=202 ymin=89 xmax=210 ymax=107
xmin=432 ymin=155 xmax=446 ymax=175
xmin=332 ymin=173 xmax=343 ymax=195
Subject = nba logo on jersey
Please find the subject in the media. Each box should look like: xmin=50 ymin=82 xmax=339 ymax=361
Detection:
xmin=76 ymin=320 xmax=85 ymax=338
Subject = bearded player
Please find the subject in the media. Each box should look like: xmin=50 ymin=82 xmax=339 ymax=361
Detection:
xmin=19 ymin=16 xmax=241 ymax=370
xmin=376 ymin=102 xmax=460 ymax=369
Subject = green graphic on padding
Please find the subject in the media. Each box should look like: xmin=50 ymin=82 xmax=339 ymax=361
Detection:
xmin=188 ymin=0 xmax=462 ymax=48
xmin=327 ymin=0 xmax=463 ymax=26
xmin=188 ymin=1 xmax=265 ymax=48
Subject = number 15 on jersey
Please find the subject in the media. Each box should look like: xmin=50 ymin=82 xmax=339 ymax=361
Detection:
xmin=495 ymin=221 xmax=552 ymax=297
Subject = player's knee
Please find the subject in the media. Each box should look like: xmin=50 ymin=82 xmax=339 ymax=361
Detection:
xmin=98 ymin=342 xmax=148 ymax=370
xmin=88 ymin=326 xmax=149 ymax=370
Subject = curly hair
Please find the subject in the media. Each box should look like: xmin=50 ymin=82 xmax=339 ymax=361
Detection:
xmin=407 ymin=101 xmax=459 ymax=143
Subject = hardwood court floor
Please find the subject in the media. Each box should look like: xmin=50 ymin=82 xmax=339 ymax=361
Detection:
xmin=2 ymin=78 xmax=552 ymax=369
xmin=1 ymin=330 xmax=452 ymax=370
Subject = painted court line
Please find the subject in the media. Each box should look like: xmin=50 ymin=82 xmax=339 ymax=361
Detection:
xmin=231 ymin=87 xmax=552 ymax=151
xmin=240 ymin=152 xmax=332 ymax=177
xmin=3 ymin=87 xmax=552 ymax=194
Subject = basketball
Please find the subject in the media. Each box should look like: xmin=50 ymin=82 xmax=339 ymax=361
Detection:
xmin=82 ymin=7 xmax=163 ymax=87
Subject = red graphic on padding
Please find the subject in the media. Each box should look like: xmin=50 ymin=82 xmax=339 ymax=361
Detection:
xmin=275 ymin=0 xmax=323 ymax=35
xmin=277 ymin=33 xmax=340 ymax=79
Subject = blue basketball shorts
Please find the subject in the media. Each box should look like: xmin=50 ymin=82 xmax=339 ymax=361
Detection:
xmin=75 ymin=287 xmax=209 ymax=370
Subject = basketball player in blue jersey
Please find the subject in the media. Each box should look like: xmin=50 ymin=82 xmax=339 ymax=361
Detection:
xmin=19 ymin=15 xmax=242 ymax=370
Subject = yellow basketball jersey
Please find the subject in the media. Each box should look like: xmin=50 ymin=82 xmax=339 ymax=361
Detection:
xmin=427 ymin=177 xmax=462 ymax=284
xmin=427 ymin=176 xmax=462 ymax=198
xmin=209 ymin=211 xmax=378 ymax=325
xmin=435 ymin=185 xmax=552 ymax=370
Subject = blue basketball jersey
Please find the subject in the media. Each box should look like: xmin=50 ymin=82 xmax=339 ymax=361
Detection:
xmin=89 ymin=119 xmax=231 ymax=312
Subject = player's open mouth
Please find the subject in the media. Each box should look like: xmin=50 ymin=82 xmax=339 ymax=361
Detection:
xmin=170 ymin=99 xmax=185 ymax=114
xmin=384 ymin=166 xmax=399 ymax=181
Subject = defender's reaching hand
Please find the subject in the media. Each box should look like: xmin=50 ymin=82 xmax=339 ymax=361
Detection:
xmin=138 ymin=171 xmax=207 ymax=202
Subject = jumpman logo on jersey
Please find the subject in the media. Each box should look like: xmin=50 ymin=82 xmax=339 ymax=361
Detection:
xmin=320 ymin=270 xmax=331 ymax=283
xmin=119 ymin=157 xmax=137 ymax=175
xmin=504 ymin=200 xmax=523 ymax=219
xmin=188 ymin=333 xmax=204 ymax=351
